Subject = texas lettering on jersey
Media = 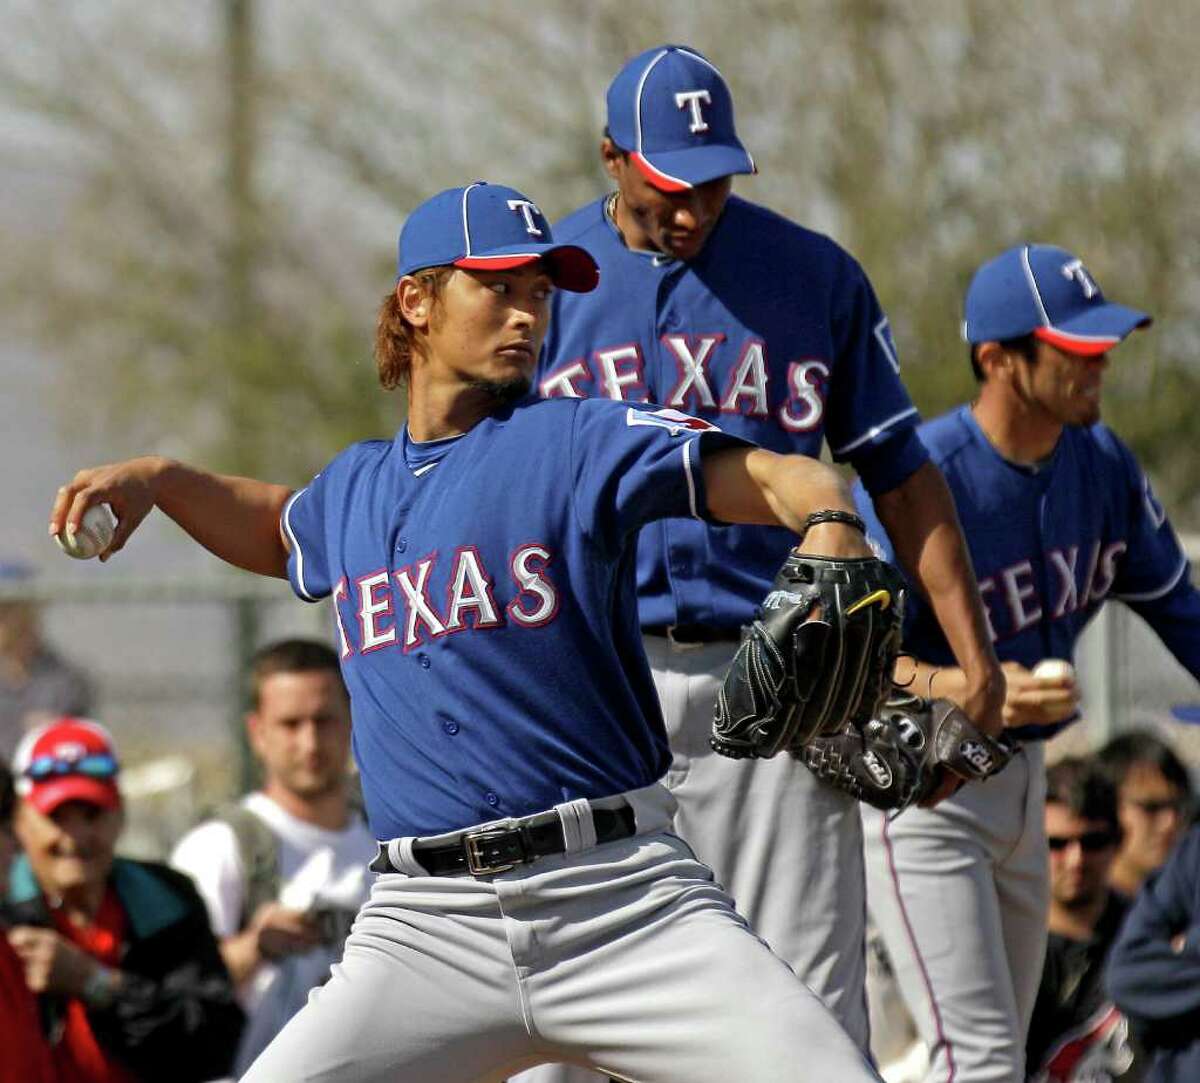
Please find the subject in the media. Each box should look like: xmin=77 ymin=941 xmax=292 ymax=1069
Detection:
xmin=976 ymin=539 xmax=1127 ymax=643
xmin=330 ymin=543 xmax=559 ymax=658
xmin=857 ymin=407 xmax=1200 ymax=689
xmin=540 ymin=335 xmax=834 ymax=435
xmin=281 ymin=397 xmax=735 ymax=837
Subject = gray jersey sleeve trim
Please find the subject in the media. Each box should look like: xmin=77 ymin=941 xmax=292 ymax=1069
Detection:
xmin=281 ymin=487 xmax=319 ymax=602
xmin=830 ymin=406 xmax=919 ymax=457
xmin=1114 ymin=554 xmax=1190 ymax=603
xmin=683 ymin=437 xmax=702 ymax=520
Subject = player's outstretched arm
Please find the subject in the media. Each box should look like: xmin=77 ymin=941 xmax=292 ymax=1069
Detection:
xmin=50 ymin=456 xmax=292 ymax=578
xmin=703 ymin=446 xmax=871 ymax=557
xmin=872 ymin=461 xmax=1004 ymax=736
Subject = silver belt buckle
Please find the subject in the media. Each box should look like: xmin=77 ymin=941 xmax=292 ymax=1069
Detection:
xmin=463 ymin=828 xmax=520 ymax=875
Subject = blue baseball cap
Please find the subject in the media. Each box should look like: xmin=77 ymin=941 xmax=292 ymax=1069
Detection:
xmin=964 ymin=244 xmax=1151 ymax=356
xmin=397 ymin=182 xmax=598 ymax=292
xmin=606 ymin=45 xmax=756 ymax=192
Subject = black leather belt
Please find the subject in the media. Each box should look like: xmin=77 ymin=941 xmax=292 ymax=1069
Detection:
xmin=372 ymin=801 xmax=637 ymax=878
xmin=643 ymin=623 xmax=741 ymax=644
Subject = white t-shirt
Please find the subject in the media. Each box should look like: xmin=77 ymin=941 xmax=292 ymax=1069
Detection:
xmin=171 ymin=791 xmax=376 ymax=1075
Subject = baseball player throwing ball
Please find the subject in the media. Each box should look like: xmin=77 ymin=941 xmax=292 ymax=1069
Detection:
xmin=856 ymin=244 xmax=1200 ymax=1081
xmin=524 ymin=44 xmax=1003 ymax=1079
xmin=50 ymin=182 xmax=894 ymax=1081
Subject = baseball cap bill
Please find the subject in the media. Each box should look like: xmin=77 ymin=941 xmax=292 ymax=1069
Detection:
xmin=964 ymin=244 xmax=1151 ymax=357
xmin=13 ymin=717 xmax=121 ymax=815
xmin=606 ymin=45 xmax=756 ymax=192
xmin=397 ymin=182 xmax=598 ymax=292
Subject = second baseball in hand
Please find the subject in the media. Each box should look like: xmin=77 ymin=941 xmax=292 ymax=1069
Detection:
xmin=1033 ymin=658 xmax=1075 ymax=682
xmin=56 ymin=503 xmax=116 ymax=560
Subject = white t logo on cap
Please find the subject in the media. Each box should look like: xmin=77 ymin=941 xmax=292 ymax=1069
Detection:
xmin=1061 ymin=258 xmax=1099 ymax=299
xmin=674 ymin=89 xmax=712 ymax=133
xmin=507 ymin=199 xmax=544 ymax=237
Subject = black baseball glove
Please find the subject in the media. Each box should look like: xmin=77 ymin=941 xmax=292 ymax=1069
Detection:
xmin=797 ymin=691 xmax=1015 ymax=811
xmin=710 ymin=548 xmax=906 ymax=759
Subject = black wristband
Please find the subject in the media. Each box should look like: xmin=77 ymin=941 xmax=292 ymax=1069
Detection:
xmin=799 ymin=510 xmax=867 ymax=541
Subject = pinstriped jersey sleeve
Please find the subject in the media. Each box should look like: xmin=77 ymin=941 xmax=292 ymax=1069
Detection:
xmin=824 ymin=260 xmax=921 ymax=471
xmin=281 ymin=473 xmax=332 ymax=602
xmin=1110 ymin=441 xmax=1200 ymax=679
xmin=1114 ymin=456 xmax=1190 ymax=602
xmin=569 ymin=399 xmax=750 ymax=555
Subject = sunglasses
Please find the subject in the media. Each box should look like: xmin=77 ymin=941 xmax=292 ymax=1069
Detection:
xmin=24 ymin=753 xmax=119 ymax=782
xmin=1047 ymin=831 xmax=1116 ymax=853
xmin=1127 ymin=797 xmax=1187 ymax=816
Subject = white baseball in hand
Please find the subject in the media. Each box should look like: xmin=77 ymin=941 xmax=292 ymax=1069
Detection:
xmin=1032 ymin=659 xmax=1075 ymax=682
xmin=55 ymin=503 xmax=116 ymax=560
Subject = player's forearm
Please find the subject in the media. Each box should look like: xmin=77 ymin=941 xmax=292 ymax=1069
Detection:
xmin=875 ymin=462 xmax=1003 ymax=727
xmin=704 ymin=447 xmax=855 ymax=532
xmin=152 ymin=458 xmax=292 ymax=577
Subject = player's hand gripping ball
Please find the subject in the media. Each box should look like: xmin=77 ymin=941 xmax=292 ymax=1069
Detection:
xmin=54 ymin=503 xmax=116 ymax=561
xmin=711 ymin=551 xmax=906 ymax=758
xmin=798 ymin=691 xmax=1015 ymax=811
xmin=1032 ymin=658 xmax=1075 ymax=682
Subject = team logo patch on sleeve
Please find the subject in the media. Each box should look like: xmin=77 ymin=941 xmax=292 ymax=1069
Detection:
xmin=1142 ymin=473 xmax=1167 ymax=529
xmin=874 ymin=316 xmax=901 ymax=373
xmin=626 ymin=406 xmax=721 ymax=436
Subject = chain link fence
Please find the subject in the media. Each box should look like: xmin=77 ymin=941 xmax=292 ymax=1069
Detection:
xmin=1 ymin=572 xmax=328 ymax=859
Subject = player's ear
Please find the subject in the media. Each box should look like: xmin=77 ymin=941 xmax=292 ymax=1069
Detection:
xmin=245 ymin=710 xmax=265 ymax=756
xmin=397 ymin=276 xmax=432 ymax=328
xmin=601 ymin=137 xmax=626 ymax=182
xmin=975 ymin=341 xmax=1008 ymax=382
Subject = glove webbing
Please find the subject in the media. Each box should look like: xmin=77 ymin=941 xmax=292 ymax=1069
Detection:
xmin=798 ymin=740 xmax=862 ymax=800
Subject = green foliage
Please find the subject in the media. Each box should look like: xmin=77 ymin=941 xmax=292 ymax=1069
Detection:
xmin=2 ymin=0 xmax=1199 ymax=519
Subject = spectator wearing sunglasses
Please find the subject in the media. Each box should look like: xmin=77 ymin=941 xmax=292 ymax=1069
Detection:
xmin=1097 ymin=732 xmax=1192 ymax=901
xmin=1027 ymin=756 xmax=1141 ymax=1081
xmin=2 ymin=716 xmax=243 ymax=1082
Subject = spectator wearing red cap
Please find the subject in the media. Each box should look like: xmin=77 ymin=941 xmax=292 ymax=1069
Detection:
xmin=3 ymin=717 xmax=243 ymax=1083
xmin=0 ymin=757 xmax=57 ymax=1083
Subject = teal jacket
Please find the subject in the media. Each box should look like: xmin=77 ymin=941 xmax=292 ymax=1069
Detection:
xmin=4 ymin=855 xmax=244 ymax=1082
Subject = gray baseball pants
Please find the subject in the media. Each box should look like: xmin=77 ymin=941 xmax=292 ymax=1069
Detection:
xmin=513 ymin=635 xmax=871 ymax=1083
xmin=861 ymin=742 xmax=1049 ymax=1082
xmin=240 ymin=779 xmax=879 ymax=1083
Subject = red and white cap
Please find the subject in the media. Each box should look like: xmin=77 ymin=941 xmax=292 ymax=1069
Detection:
xmin=396 ymin=182 xmax=598 ymax=292
xmin=963 ymin=244 xmax=1151 ymax=356
xmin=13 ymin=717 xmax=121 ymax=815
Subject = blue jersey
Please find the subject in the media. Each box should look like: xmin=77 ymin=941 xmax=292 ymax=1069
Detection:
xmin=537 ymin=193 xmax=928 ymax=629
xmin=856 ymin=405 xmax=1200 ymax=736
xmin=282 ymin=396 xmax=744 ymax=839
